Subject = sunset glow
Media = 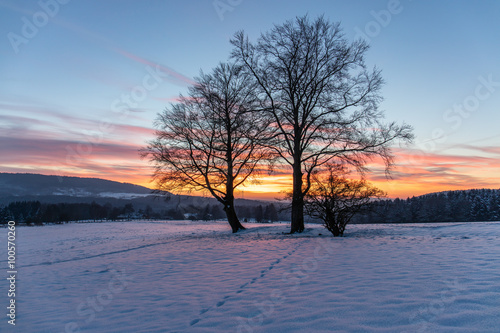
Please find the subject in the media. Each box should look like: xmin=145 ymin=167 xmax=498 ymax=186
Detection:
xmin=1 ymin=1 xmax=499 ymax=200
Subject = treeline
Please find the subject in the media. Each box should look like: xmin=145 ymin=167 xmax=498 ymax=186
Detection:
xmin=6 ymin=189 xmax=498 ymax=226
xmin=168 ymin=202 xmax=281 ymax=222
xmin=0 ymin=200 xmax=283 ymax=225
xmin=354 ymin=189 xmax=500 ymax=224
xmin=0 ymin=201 xmax=137 ymax=225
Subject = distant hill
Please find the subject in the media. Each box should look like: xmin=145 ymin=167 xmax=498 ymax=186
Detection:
xmin=0 ymin=173 xmax=153 ymax=198
xmin=0 ymin=173 xmax=269 ymax=211
xmin=0 ymin=173 xmax=284 ymax=224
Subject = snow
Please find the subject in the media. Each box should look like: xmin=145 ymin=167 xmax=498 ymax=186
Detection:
xmin=96 ymin=192 xmax=153 ymax=199
xmin=52 ymin=189 xmax=92 ymax=197
xmin=51 ymin=190 xmax=152 ymax=198
xmin=1 ymin=221 xmax=500 ymax=332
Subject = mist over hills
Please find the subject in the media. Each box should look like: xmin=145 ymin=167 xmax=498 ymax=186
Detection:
xmin=2 ymin=173 xmax=499 ymax=224
xmin=0 ymin=173 xmax=283 ymax=224
xmin=0 ymin=173 xmax=267 ymax=211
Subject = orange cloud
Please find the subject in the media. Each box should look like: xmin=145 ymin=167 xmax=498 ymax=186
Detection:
xmin=3 ymin=105 xmax=500 ymax=201
xmin=364 ymin=147 xmax=500 ymax=198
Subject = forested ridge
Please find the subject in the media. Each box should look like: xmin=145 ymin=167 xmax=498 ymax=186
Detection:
xmin=354 ymin=189 xmax=500 ymax=223
xmin=0 ymin=200 xmax=282 ymax=225
xmin=2 ymin=189 xmax=499 ymax=225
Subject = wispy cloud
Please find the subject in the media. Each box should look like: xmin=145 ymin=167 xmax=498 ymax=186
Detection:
xmin=454 ymin=144 xmax=500 ymax=156
xmin=114 ymin=49 xmax=196 ymax=87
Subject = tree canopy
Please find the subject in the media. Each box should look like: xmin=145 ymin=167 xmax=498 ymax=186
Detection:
xmin=304 ymin=164 xmax=385 ymax=236
xmin=142 ymin=62 xmax=272 ymax=232
xmin=231 ymin=15 xmax=413 ymax=233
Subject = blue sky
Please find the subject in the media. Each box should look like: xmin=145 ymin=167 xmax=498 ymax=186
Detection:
xmin=1 ymin=0 xmax=499 ymax=198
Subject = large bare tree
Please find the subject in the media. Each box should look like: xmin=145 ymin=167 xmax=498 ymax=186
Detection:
xmin=141 ymin=63 xmax=270 ymax=232
xmin=231 ymin=15 xmax=413 ymax=233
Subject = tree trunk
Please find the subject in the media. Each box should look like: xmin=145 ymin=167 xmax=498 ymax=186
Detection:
xmin=290 ymin=162 xmax=305 ymax=233
xmin=330 ymin=224 xmax=341 ymax=237
xmin=223 ymin=199 xmax=245 ymax=233
xmin=223 ymin=120 xmax=245 ymax=233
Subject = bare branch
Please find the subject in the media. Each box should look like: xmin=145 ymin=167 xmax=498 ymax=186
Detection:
xmin=231 ymin=15 xmax=413 ymax=233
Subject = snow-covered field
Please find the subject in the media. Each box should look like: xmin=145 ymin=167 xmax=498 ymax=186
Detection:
xmin=1 ymin=221 xmax=500 ymax=332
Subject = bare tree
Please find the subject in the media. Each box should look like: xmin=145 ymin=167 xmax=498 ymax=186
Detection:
xmin=141 ymin=63 xmax=271 ymax=233
xmin=231 ymin=15 xmax=413 ymax=233
xmin=304 ymin=165 xmax=385 ymax=236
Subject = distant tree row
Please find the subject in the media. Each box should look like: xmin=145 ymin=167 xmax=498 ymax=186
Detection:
xmin=4 ymin=189 xmax=497 ymax=227
xmin=163 ymin=203 xmax=282 ymax=222
xmin=0 ymin=201 xmax=138 ymax=225
xmin=0 ymin=201 xmax=283 ymax=225
xmin=238 ymin=203 xmax=280 ymax=223
xmin=353 ymin=189 xmax=500 ymax=224
xmin=184 ymin=203 xmax=281 ymax=222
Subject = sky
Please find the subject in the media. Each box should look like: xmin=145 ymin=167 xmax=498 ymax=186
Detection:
xmin=1 ymin=0 xmax=499 ymax=200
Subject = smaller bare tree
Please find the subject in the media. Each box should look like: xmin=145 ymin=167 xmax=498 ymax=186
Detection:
xmin=304 ymin=165 xmax=385 ymax=236
xmin=141 ymin=62 xmax=272 ymax=232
